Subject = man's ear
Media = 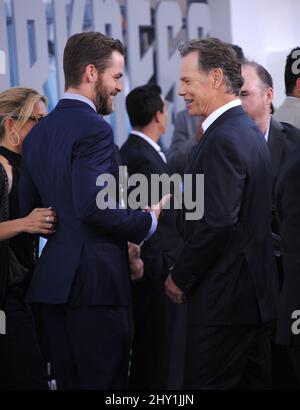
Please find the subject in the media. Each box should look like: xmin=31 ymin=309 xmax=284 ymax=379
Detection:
xmin=154 ymin=110 xmax=161 ymax=124
xmin=210 ymin=68 xmax=224 ymax=89
xmin=85 ymin=64 xmax=98 ymax=83
xmin=266 ymin=87 xmax=274 ymax=107
xmin=296 ymin=77 xmax=300 ymax=93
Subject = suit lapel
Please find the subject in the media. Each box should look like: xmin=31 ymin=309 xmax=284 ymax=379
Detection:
xmin=268 ymin=118 xmax=286 ymax=184
xmin=187 ymin=106 xmax=245 ymax=172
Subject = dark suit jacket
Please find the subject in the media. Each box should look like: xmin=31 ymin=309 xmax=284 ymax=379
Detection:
xmin=19 ymin=99 xmax=152 ymax=306
xmin=172 ymin=105 xmax=278 ymax=326
xmin=275 ymin=144 xmax=300 ymax=345
xmin=268 ymin=118 xmax=300 ymax=198
xmin=268 ymin=119 xmax=300 ymax=270
xmin=120 ymin=134 xmax=180 ymax=279
xmin=120 ymin=134 xmax=181 ymax=389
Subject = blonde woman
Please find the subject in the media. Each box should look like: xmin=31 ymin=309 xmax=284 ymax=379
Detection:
xmin=0 ymin=88 xmax=57 ymax=390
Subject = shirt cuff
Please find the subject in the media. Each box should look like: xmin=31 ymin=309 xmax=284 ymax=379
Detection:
xmin=144 ymin=211 xmax=157 ymax=241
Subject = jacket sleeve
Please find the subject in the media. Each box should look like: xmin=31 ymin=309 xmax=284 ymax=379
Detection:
xmin=19 ymin=158 xmax=42 ymax=217
xmin=71 ymin=122 xmax=152 ymax=244
xmin=172 ymin=134 xmax=246 ymax=292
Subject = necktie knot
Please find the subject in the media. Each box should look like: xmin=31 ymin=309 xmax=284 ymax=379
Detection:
xmin=196 ymin=119 xmax=205 ymax=143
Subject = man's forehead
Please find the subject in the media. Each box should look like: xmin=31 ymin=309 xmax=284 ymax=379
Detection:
xmin=106 ymin=51 xmax=124 ymax=68
xmin=242 ymin=67 xmax=261 ymax=87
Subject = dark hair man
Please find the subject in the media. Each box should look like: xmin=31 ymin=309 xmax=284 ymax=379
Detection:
xmin=19 ymin=32 xmax=168 ymax=390
xmin=165 ymin=38 xmax=277 ymax=389
xmin=274 ymin=47 xmax=300 ymax=129
xmin=121 ymin=84 xmax=181 ymax=389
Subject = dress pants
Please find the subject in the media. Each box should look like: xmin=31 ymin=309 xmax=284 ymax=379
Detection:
xmin=42 ymin=304 xmax=131 ymax=390
xmin=287 ymin=347 xmax=300 ymax=387
xmin=183 ymin=322 xmax=274 ymax=390
xmin=0 ymin=286 xmax=48 ymax=390
xmin=129 ymin=276 xmax=171 ymax=390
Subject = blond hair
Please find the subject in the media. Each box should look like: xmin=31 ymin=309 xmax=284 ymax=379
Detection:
xmin=0 ymin=87 xmax=47 ymax=140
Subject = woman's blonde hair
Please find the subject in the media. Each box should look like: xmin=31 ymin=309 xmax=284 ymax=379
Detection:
xmin=0 ymin=87 xmax=47 ymax=140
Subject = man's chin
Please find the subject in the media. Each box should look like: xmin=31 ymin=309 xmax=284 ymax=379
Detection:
xmin=98 ymin=106 xmax=114 ymax=116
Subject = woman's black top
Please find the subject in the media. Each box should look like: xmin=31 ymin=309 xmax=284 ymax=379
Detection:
xmin=0 ymin=147 xmax=35 ymax=291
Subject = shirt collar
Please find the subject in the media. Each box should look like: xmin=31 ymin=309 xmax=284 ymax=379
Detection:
xmin=62 ymin=93 xmax=97 ymax=112
xmin=264 ymin=118 xmax=271 ymax=143
xmin=286 ymin=96 xmax=300 ymax=102
xmin=202 ymin=99 xmax=242 ymax=132
xmin=131 ymin=130 xmax=162 ymax=154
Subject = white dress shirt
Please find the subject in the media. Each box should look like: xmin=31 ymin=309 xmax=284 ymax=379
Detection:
xmin=202 ymin=99 xmax=242 ymax=133
xmin=264 ymin=119 xmax=271 ymax=143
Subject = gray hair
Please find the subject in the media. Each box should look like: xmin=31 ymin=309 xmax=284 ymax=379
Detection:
xmin=178 ymin=38 xmax=244 ymax=96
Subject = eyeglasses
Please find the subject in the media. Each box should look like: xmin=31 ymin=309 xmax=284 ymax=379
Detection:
xmin=11 ymin=115 xmax=45 ymax=123
xmin=28 ymin=115 xmax=45 ymax=123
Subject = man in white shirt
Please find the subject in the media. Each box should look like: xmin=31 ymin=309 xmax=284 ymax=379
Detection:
xmin=120 ymin=84 xmax=182 ymax=389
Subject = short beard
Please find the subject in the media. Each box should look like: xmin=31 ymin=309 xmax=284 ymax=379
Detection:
xmin=95 ymin=77 xmax=113 ymax=116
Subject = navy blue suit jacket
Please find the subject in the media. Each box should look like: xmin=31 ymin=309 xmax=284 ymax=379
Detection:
xmin=172 ymin=106 xmax=278 ymax=326
xmin=19 ymin=99 xmax=152 ymax=306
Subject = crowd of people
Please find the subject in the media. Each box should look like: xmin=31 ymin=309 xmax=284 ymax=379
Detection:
xmin=0 ymin=30 xmax=300 ymax=390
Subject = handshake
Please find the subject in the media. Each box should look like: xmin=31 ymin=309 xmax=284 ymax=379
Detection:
xmin=128 ymin=193 xmax=172 ymax=281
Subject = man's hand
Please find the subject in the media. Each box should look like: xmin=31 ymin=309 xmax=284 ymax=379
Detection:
xmin=146 ymin=194 xmax=172 ymax=221
xmin=128 ymin=242 xmax=144 ymax=281
xmin=165 ymin=273 xmax=185 ymax=304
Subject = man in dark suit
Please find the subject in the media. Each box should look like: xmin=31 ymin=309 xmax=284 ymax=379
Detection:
xmin=241 ymin=61 xmax=300 ymax=208
xmin=241 ymin=61 xmax=300 ymax=389
xmin=120 ymin=84 xmax=182 ymax=389
xmin=241 ymin=62 xmax=300 ymax=268
xmin=165 ymin=38 xmax=277 ymax=389
xmin=275 ymin=152 xmax=300 ymax=385
xmin=18 ymin=32 xmax=168 ymax=390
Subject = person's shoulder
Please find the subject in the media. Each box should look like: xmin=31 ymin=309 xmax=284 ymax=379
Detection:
xmin=175 ymin=109 xmax=188 ymax=121
xmin=54 ymin=102 xmax=113 ymax=133
xmin=120 ymin=135 xmax=146 ymax=161
xmin=280 ymin=121 xmax=300 ymax=138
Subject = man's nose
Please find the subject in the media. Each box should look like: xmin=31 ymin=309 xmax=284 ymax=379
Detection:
xmin=116 ymin=80 xmax=123 ymax=93
xmin=178 ymin=84 xmax=186 ymax=96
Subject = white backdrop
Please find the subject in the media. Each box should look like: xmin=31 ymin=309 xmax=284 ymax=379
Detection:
xmin=0 ymin=0 xmax=299 ymax=145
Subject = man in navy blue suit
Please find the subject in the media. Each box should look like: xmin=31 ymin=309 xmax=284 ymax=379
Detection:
xmin=19 ymin=32 xmax=168 ymax=390
xmin=165 ymin=38 xmax=278 ymax=389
